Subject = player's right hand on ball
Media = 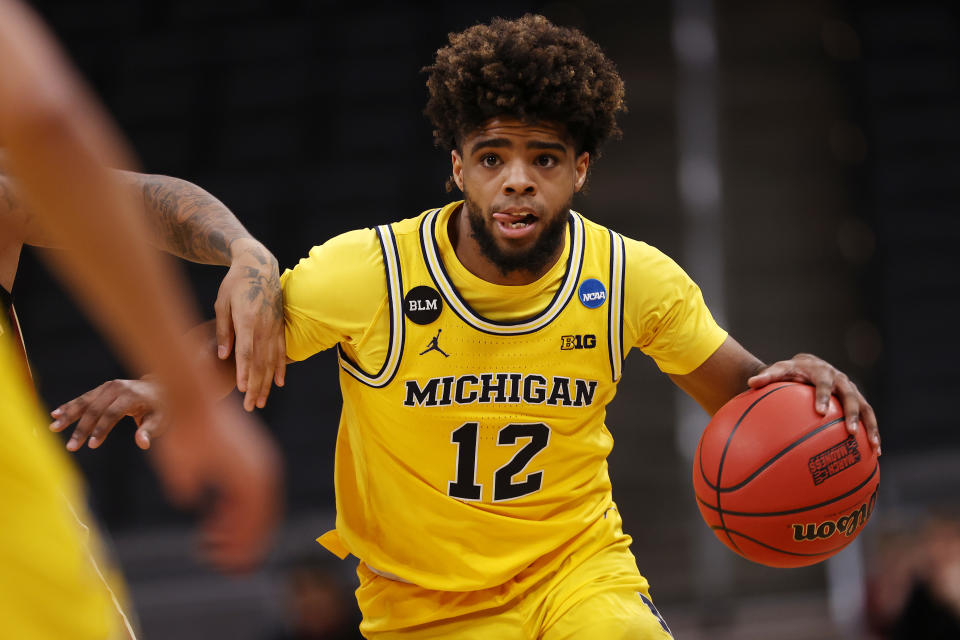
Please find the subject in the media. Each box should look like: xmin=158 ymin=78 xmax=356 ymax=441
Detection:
xmin=50 ymin=378 xmax=166 ymax=451
xmin=149 ymin=400 xmax=283 ymax=573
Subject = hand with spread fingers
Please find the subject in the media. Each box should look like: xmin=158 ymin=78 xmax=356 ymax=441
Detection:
xmin=747 ymin=353 xmax=880 ymax=455
xmin=215 ymin=238 xmax=286 ymax=412
xmin=50 ymin=378 xmax=281 ymax=572
xmin=50 ymin=378 xmax=165 ymax=451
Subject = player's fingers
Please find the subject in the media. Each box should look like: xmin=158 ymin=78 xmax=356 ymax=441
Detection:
xmin=810 ymin=368 xmax=837 ymax=414
xmin=832 ymin=374 xmax=860 ymax=432
xmin=241 ymin=340 xmax=267 ymax=412
xmin=243 ymin=371 xmax=261 ymax=412
xmin=248 ymin=374 xmax=267 ymax=411
xmin=255 ymin=377 xmax=272 ymax=409
xmin=861 ymin=403 xmax=881 ymax=454
xmin=235 ymin=322 xmax=254 ymax=397
xmin=135 ymin=427 xmax=151 ymax=450
xmin=274 ymin=334 xmax=286 ymax=388
xmin=747 ymin=360 xmax=798 ymax=388
xmin=837 ymin=385 xmax=862 ymax=438
xmin=134 ymin=413 xmax=164 ymax=450
xmin=67 ymin=386 xmax=121 ymax=451
xmin=254 ymin=339 xmax=277 ymax=409
xmin=214 ymin=293 xmax=235 ymax=360
xmin=246 ymin=322 xmax=271 ymax=409
xmin=49 ymin=388 xmax=99 ymax=433
xmin=87 ymin=396 xmax=133 ymax=449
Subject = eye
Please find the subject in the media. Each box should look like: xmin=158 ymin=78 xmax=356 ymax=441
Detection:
xmin=535 ymin=154 xmax=557 ymax=168
xmin=480 ymin=153 xmax=500 ymax=168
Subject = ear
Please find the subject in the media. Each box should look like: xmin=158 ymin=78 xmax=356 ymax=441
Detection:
xmin=573 ymin=152 xmax=590 ymax=192
xmin=451 ymin=149 xmax=465 ymax=192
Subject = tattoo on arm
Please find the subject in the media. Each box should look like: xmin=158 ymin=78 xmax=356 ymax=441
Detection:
xmin=1 ymin=170 xmax=276 ymax=266
xmin=241 ymin=264 xmax=284 ymax=324
xmin=135 ymin=173 xmax=256 ymax=266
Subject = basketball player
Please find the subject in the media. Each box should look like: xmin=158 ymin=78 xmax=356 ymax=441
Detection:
xmin=0 ymin=1 xmax=281 ymax=637
xmin=55 ymin=15 xmax=881 ymax=639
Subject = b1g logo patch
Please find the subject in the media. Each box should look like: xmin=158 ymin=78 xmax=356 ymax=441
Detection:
xmin=404 ymin=286 xmax=442 ymax=325
xmin=560 ymin=334 xmax=597 ymax=350
xmin=808 ymin=436 xmax=861 ymax=485
xmin=578 ymin=278 xmax=606 ymax=309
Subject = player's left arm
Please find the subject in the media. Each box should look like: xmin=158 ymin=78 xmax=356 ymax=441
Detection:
xmin=0 ymin=167 xmax=285 ymax=410
xmin=118 ymin=171 xmax=286 ymax=409
xmin=669 ymin=336 xmax=880 ymax=454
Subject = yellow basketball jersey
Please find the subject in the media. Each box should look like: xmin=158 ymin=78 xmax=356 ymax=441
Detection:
xmin=328 ymin=205 xmax=629 ymax=591
xmin=0 ymin=318 xmax=123 ymax=638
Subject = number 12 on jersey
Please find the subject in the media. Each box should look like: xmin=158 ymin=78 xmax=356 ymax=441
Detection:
xmin=448 ymin=422 xmax=551 ymax=502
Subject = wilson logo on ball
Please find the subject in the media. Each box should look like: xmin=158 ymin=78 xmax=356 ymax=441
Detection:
xmin=792 ymin=487 xmax=878 ymax=542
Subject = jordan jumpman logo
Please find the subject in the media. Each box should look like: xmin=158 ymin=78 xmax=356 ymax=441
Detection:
xmin=419 ymin=329 xmax=449 ymax=357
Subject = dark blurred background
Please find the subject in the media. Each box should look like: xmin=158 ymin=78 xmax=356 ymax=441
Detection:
xmin=13 ymin=1 xmax=960 ymax=638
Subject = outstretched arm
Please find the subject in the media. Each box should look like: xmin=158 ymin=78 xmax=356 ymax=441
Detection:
xmin=0 ymin=169 xmax=286 ymax=410
xmin=1 ymin=169 xmax=260 ymax=263
xmin=52 ymin=320 xmax=237 ymax=450
xmin=670 ymin=335 xmax=880 ymax=454
xmin=125 ymin=172 xmax=257 ymax=265
xmin=124 ymin=172 xmax=286 ymax=410
xmin=51 ymin=318 xmax=297 ymax=449
xmin=0 ymin=0 xmax=281 ymax=571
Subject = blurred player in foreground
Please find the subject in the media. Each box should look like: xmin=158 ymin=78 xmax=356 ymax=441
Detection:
xmin=0 ymin=0 xmax=283 ymax=637
xmin=55 ymin=15 xmax=882 ymax=639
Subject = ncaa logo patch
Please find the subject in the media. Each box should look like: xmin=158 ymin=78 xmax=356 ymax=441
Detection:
xmin=578 ymin=278 xmax=606 ymax=309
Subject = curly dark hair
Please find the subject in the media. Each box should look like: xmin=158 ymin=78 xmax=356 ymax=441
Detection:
xmin=423 ymin=14 xmax=626 ymax=158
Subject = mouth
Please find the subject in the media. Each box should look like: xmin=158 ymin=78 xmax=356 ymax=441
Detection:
xmin=492 ymin=208 xmax=539 ymax=236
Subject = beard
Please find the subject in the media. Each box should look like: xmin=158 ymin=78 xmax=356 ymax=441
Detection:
xmin=463 ymin=194 xmax=571 ymax=278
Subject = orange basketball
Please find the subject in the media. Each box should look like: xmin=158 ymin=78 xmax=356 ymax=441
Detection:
xmin=693 ymin=382 xmax=879 ymax=568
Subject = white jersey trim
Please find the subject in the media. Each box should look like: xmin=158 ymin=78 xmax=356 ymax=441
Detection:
xmin=607 ymin=230 xmax=626 ymax=381
xmin=419 ymin=207 xmax=585 ymax=335
xmin=337 ymin=224 xmax=405 ymax=387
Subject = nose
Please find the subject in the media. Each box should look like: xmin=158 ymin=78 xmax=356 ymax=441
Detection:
xmin=501 ymin=160 xmax=537 ymax=196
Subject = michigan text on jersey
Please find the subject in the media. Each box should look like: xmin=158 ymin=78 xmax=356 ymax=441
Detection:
xmin=403 ymin=373 xmax=598 ymax=407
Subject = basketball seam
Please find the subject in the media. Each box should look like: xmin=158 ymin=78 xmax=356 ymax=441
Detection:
xmin=712 ymin=384 xmax=793 ymax=555
xmin=709 ymin=525 xmax=853 ymax=559
xmin=695 ymin=459 xmax=879 ymax=517
xmin=701 ymin=417 xmax=846 ymax=493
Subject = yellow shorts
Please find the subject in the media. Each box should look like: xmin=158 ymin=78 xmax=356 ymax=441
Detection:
xmin=355 ymin=507 xmax=674 ymax=639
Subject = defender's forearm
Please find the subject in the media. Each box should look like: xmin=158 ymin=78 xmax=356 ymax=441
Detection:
xmin=2 ymin=167 xmax=274 ymax=270
xmin=126 ymin=172 xmax=272 ymax=267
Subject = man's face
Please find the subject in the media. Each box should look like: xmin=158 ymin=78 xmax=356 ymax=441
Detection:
xmin=451 ymin=118 xmax=589 ymax=281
